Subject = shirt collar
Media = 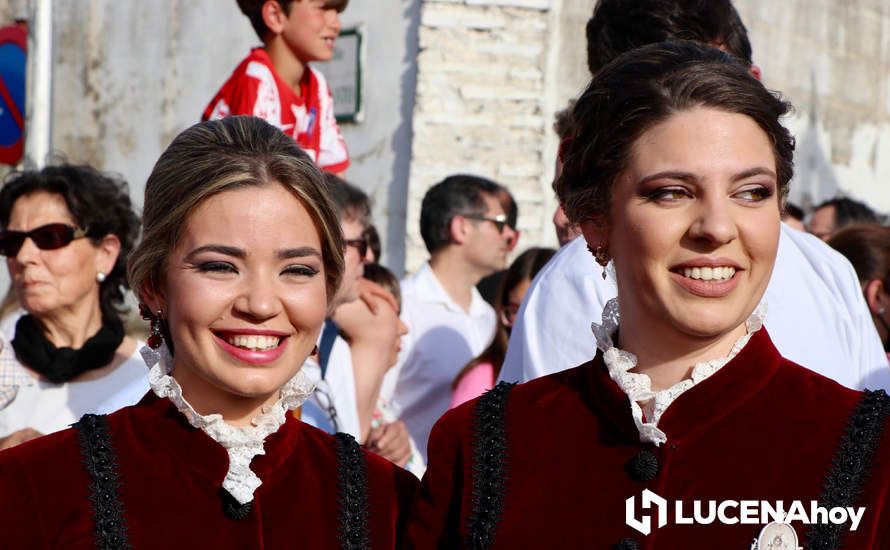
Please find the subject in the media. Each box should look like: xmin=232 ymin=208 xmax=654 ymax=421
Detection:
xmin=411 ymin=262 xmax=490 ymax=316
xmin=591 ymin=297 xmax=767 ymax=446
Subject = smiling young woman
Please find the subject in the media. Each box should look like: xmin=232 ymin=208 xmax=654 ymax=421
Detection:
xmin=405 ymin=42 xmax=890 ymax=549
xmin=0 ymin=117 xmax=417 ymax=548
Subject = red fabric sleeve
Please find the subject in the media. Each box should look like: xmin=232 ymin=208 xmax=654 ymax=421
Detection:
xmin=403 ymin=403 xmax=475 ymax=549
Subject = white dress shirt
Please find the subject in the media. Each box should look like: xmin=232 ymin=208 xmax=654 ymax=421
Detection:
xmin=499 ymin=223 xmax=890 ymax=391
xmin=385 ymin=262 xmax=496 ymax=461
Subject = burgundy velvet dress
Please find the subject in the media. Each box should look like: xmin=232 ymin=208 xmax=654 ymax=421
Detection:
xmin=0 ymin=394 xmax=418 ymax=548
xmin=405 ymin=329 xmax=890 ymax=549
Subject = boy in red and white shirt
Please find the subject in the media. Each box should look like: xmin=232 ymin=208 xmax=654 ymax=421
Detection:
xmin=203 ymin=0 xmax=350 ymax=173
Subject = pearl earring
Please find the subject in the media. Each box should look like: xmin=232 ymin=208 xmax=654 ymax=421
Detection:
xmin=96 ymin=272 xmax=106 ymax=283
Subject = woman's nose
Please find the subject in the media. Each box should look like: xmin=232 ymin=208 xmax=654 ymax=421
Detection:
xmin=235 ymin=277 xmax=282 ymax=321
xmin=688 ymin=197 xmax=737 ymax=245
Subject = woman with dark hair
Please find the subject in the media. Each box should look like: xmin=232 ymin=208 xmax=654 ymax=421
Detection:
xmin=0 ymin=117 xmax=416 ymax=547
xmin=406 ymin=42 xmax=890 ymax=548
xmin=828 ymin=224 xmax=890 ymax=358
xmin=0 ymin=164 xmax=145 ymax=450
xmin=450 ymin=247 xmax=554 ymax=408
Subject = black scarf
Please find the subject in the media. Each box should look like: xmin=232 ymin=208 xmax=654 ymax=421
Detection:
xmin=12 ymin=314 xmax=125 ymax=383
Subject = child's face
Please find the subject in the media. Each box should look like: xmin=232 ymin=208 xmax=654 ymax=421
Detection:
xmin=280 ymin=0 xmax=342 ymax=64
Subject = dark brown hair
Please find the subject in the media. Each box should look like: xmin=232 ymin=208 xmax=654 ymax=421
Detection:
xmin=128 ymin=116 xmax=344 ymax=307
xmin=557 ymin=40 xmax=794 ymax=225
xmin=827 ymin=225 xmax=890 ymax=289
xmin=586 ymin=0 xmax=753 ymax=76
xmin=238 ymin=0 xmax=349 ymax=40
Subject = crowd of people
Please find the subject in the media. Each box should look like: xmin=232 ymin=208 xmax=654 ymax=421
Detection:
xmin=1 ymin=0 xmax=889 ymax=548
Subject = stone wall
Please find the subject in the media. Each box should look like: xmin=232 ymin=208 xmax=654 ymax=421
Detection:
xmin=405 ymin=0 xmax=594 ymax=272
xmin=736 ymin=0 xmax=890 ymax=212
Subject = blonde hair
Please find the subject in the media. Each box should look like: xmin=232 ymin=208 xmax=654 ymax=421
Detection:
xmin=127 ymin=116 xmax=344 ymax=307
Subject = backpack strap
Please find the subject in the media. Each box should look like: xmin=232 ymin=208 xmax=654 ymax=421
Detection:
xmin=73 ymin=413 xmax=131 ymax=550
xmin=806 ymin=389 xmax=890 ymax=549
xmin=318 ymin=319 xmax=340 ymax=380
xmin=334 ymin=432 xmax=371 ymax=550
xmin=466 ymin=381 xmax=516 ymax=550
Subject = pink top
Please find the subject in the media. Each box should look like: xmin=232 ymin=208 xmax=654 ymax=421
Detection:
xmin=449 ymin=362 xmax=496 ymax=409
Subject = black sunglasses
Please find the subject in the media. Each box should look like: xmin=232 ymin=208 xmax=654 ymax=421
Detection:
xmin=0 ymin=223 xmax=88 ymax=257
xmin=463 ymin=214 xmax=510 ymax=233
xmin=344 ymin=236 xmax=369 ymax=259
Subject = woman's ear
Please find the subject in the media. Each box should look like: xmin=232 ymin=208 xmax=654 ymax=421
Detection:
xmin=579 ymin=217 xmax=609 ymax=250
xmin=139 ymin=282 xmax=166 ymax=316
xmin=95 ymin=234 xmax=121 ymax=277
xmin=864 ymin=279 xmax=887 ymax=315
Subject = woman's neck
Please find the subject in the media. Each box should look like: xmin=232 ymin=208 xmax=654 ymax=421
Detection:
xmin=172 ymin=368 xmax=280 ymax=428
xmin=616 ymin=314 xmax=748 ymax=392
xmin=37 ymin=300 xmax=105 ymax=349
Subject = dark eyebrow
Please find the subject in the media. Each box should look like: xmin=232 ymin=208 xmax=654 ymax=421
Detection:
xmin=185 ymin=245 xmax=323 ymax=262
xmin=278 ymin=247 xmax=323 ymax=260
xmin=184 ymin=245 xmax=244 ymax=262
xmin=637 ymin=167 xmax=777 ymax=186
xmin=730 ymin=167 xmax=777 ymax=182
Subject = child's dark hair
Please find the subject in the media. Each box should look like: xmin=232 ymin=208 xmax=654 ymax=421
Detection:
xmin=237 ymin=0 xmax=349 ymax=40
xmin=362 ymin=263 xmax=401 ymax=310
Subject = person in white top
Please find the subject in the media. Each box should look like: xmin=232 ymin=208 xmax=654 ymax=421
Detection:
xmin=499 ymin=0 xmax=890 ymax=390
xmin=301 ymin=173 xmax=415 ymax=467
xmin=387 ymin=174 xmax=518 ymax=460
xmin=0 ymin=164 xmax=148 ymax=449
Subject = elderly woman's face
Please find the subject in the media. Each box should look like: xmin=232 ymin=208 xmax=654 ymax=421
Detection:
xmin=156 ymin=183 xmax=328 ymax=407
xmin=6 ymin=192 xmax=111 ymax=318
xmin=586 ymin=107 xmax=781 ymax=341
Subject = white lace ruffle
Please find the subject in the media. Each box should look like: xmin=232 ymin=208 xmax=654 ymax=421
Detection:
xmin=140 ymin=344 xmax=315 ymax=505
xmin=591 ymin=298 xmax=766 ymax=447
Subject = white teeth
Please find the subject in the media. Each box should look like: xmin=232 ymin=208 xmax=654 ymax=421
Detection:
xmin=225 ymin=334 xmax=280 ymax=351
xmin=681 ymin=266 xmax=736 ymax=281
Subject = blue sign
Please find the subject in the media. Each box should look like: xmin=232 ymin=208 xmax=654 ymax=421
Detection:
xmin=0 ymin=26 xmax=26 ymax=165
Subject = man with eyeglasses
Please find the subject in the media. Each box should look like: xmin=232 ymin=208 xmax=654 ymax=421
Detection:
xmin=301 ymin=175 xmax=413 ymax=469
xmin=381 ymin=174 xmax=518 ymax=461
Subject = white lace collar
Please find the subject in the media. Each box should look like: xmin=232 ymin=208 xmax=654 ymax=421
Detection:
xmin=591 ymin=298 xmax=766 ymax=447
xmin=140 ymin=344 xmax=315 ymax=505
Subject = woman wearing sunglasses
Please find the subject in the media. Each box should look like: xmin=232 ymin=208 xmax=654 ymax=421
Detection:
xmin=406 ymin=42 xmax=890 ymax=548
xmin=0 ymin=117 xmax=417 ymax=548
xmin=0 ymin=164 xmax=145 ymax=450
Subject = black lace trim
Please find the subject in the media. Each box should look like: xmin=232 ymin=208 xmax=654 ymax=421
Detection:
xmin=73 ymin=413 xmax=131 ymax=550
xmin=466 ymin=381 xmax=516 ymax=550
xmin=335 ymin=432 xmax=371 ymax=550
xmin=806 ymin=389 xmax=890 ymax=550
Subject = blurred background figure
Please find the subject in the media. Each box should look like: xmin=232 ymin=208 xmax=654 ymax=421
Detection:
xmin=828 ymin=225 xmax=890 ymax=358
xmin=0 ymin=164 xmax=145 ymax=450
xmin=552 ymin=102 xmax=582 ymax=247
xmin=203 ymin=0 xmax=351 ymax=174
xmin=808 ymin=196 xmax=882 ymax=240
xmin=359 ymin=262 xmax=425 ymax=477
xmin=450 ymin=246 xmax=554 ymax=409
xmin=781 ymin=202 xmax=806 ymax=231
xmin=387 ymin=174 xmax=518 ymax=461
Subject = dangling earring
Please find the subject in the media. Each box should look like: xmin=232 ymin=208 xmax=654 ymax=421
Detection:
xmin=139 ymin=303 xmax=165 ymax=349
xmin=587 ymin=243 xmax=611 ymax=280
xmin=96 ymin=272 xmax=106 ymax=283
